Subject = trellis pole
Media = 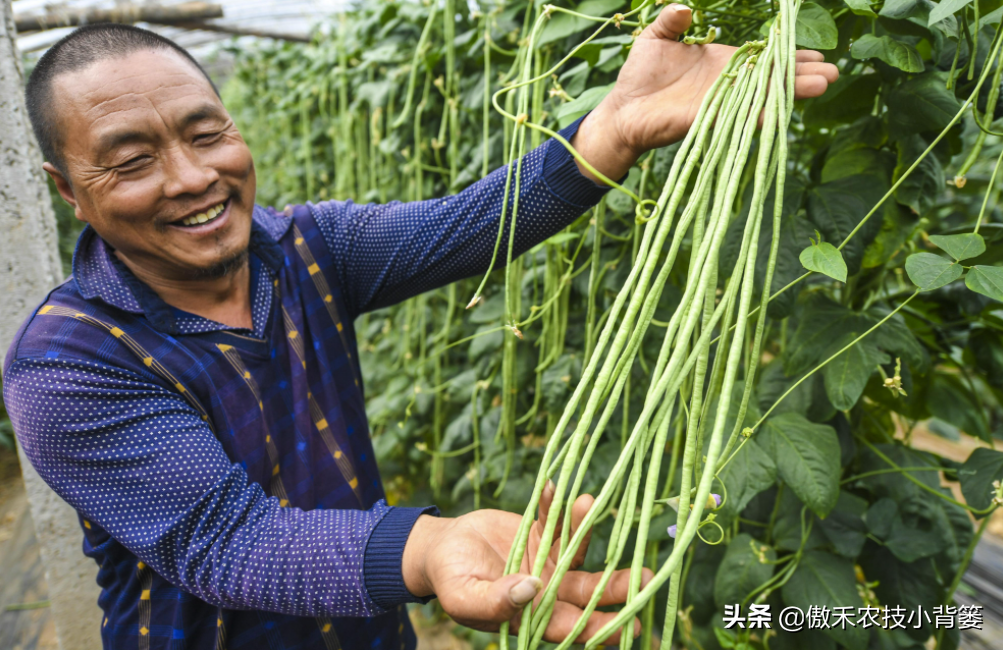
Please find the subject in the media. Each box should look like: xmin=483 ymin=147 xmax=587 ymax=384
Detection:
xmin=0 ymin=2 xmax=103 ymax=648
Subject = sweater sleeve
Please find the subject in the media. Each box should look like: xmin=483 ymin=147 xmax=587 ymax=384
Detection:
xmin=2 ymin=356 xmax=423 ymax=617
xmin=311 ymin=115 xmax=613 ymax=318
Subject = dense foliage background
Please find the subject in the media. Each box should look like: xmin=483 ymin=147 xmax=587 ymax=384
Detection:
xmin=20 ymin=0 xmax=1003 ymax=648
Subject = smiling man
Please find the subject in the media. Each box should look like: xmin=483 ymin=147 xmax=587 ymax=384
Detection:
xmin=4 ymin=10 xmax=836 ymax=650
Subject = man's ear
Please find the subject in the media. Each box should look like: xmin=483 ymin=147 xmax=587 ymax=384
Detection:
xmin=42 ymin=162 xmax=85 ymax=221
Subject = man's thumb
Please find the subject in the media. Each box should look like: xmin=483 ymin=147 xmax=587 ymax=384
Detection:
xmin=647 ymin=3 xmax=693 ymax=41
xmin=482 ymin=575 xmax=543 ymax=623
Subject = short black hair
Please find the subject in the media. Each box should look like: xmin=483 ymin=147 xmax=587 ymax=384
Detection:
xmin=25 ymin=23 xmax=219 ymax=177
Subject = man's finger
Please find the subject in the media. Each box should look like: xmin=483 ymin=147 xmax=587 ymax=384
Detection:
xmin=793 ymin=74 xmax=832 ymax=100
xmin=796 ymin=61 xmax=839 ymax=83
xmin=449 ymin=574 xmax=543 ymax=626
xmin=569 ymin=493 xmax=595 ymax=569
xmin=795 ymin=49 xmax=825 ymax=62
xmin=541 ymin=602 xmax=642 ymax=645
xmin=556 ymin=567 xmax=656 ymax=607
xmin=645 ymin=3 xmax=693 ymax=41
xmin=538 ymin=480 xmax=555 ymax=530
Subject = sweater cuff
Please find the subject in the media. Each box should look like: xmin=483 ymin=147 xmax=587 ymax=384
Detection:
xmin=541 ymin=112 xmax=622 ymax=208
xmin=363 ymin=504 xmax=441 ymax=610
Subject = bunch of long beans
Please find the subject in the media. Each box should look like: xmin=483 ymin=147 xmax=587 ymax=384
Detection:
xmin=490 ymin=1 xmax=801 ymax=648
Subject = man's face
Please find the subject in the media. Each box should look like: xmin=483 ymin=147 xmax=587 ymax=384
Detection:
xmin=47 ymin=49 xmax=256 ymax=280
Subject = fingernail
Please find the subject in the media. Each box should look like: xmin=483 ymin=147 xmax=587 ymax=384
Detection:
xmin=546 ymin=479 xmax=555 ymax=494
xmin=510 ymin=577 xmax=542 ymax=606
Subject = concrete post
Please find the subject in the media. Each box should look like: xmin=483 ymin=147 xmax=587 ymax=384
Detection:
xmin=0 ymin=2 xmax=104 ymax=648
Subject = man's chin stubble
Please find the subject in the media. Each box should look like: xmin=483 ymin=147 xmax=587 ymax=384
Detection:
xmin=194 ymin=247 xmax=250 ymax=280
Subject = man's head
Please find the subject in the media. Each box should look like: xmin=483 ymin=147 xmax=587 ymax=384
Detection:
xmin=26 ymin=24 xmax=256 ymax=282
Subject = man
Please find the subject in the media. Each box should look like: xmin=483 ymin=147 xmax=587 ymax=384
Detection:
xmin=4 ymin=5 xmax=836 ymax=649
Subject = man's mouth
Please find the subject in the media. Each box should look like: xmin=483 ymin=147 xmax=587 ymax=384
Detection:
xmin=177 ymin=200 xmax=227 ymax=227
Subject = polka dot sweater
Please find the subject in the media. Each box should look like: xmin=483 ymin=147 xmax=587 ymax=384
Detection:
xmin=2 ymin=115 xmax=610 ymax=649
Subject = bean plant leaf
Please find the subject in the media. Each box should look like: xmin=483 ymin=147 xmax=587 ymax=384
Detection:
xmin=928 ymin=0 xmax=975 ymax=25
xmin=803 ymin=74 xmax=881 ymax=128
xmin=982 ymin=6 xmax=1003 ymax=27
xmin=785 ymin=295 xmax=872 ymax=376
xmin=717 ymin=438 xmax=777 ymax=522
xmin=757 ymin=412 xmax=841 ymax=517
xmin=884 ymin=502 xmax=947 ymax=562
xmin=536 ymin=0 xmax=625 ymax=46
xmin=850 ymin=34 xmax=924 ymax=72
xmin=958 ymin=448 xmax=1003 ymax=513
xmin=929 ymin=233 xmax=986 ymax=261
xmin=904 ymin=252 xmax=963 ymax=290
xmin=817 ymin=491 xmax=868 ymax=557
xmin=821 ymin=334 xmax=886 ymax=411
xmin=843 ymin=0 xmax=877 ymax=17
xmin=965 ymin=265 xmax=1003 ymax=302
xmin=800 ymin=240 xmax=848 ymax=282
xmin=806 ymin=174 xmax=886 ymax=276
xmin=796 ymin=3 xmax=839 ymax=49
xmin=928 ymin=373 xmax=992 ymax=442
xmin=821 ymin=147 xmax=895 ymax=184
xmin=893 ymin=134 xmax=944 ymax=214
xmin=555 ymin=83 xmax=615 ymax=128
xmin=860 ymin=547 xmax=941 ymax=639
xmin=886 ymin=74 xmax=962 ymax=136
xmin=782 ymin=551 xmax=868 ymax=650
xmin=714 ymin=533 xmax=776 ymax=608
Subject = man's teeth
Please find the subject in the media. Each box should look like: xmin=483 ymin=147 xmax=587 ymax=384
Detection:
xmin=180 ymin=203 xmax=225 ymax=226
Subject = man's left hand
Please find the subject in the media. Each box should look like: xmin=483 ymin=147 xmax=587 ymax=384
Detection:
xmin=402 ymin=481 xmax=653 ymax=644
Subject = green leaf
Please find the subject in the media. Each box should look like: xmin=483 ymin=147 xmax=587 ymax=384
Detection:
xmin=821 ymin=147 xmax=895 ymax=184
xmin=817 ymin=491 xmax=869 ymax=557
xmin=782 ymin=551 xmax=869 ymax=650
xmin=928 ymin=0 xmax=974 ymax=25
xmin=821 ymin=334 xmax=886 ymax=410
xmin=804 ymin=74 xmax=882 ymax=128
xmin=806 ymin=174 xmax=888 ymax=276
xmin=717 ymin=440 xmax=778 ymax=522
xmin=886 ymin=74 xmax=962 ymax=136
xmin=757 ymin=412 xmax=841 ymax=517
xmin=800 ymin=241 xmax=848 ymax=282
xmin=469 ymin=325 xmax=503 ymax=360
xmin=554 ymin=83 xmax=615 ymax=129
xmin=865 ymin=498 xmax=897 ymax=538
xmin=844 ymin=0 xmax=877 ymax=17
xmin=784 ymin=295 xmax=872 ymax=376
xmin=904 ymin=252 xmax=963 ymax=290
xmin=714 ymin=533 xmax=776 ymax=608
xmin=893 ymin=135 xmax=944 ymax=215
xmin=536 ymin=0 xmax=626 ymax=47
xmin=928 ymin=373 xmax=992 ymax=442
xmin=862 ymin=205 xmax=909 ymax=269
xmin=850 ymin=34 xmax=924 ymax=72
xmin=860 ymin=547 xmax=941 ymax=639
xmin=959 ymin=448 xmax=1003 ymax=512
xmin=570 ymin=35 xmax=632 ymax=67
xmin=772 ymin=489 xmax=831 ymax=552
xmin=981 ymin=5 xmax=1003 ymax=27
xmin=929 ymin=233 xmax=986 ymax=261
xmin=796 ymin=3 xmax=839 ymax=49
xmin=966 ymin=265 xmax=1003 ymax=302
xmin=884 ymin=503 xmax=947 ymax=561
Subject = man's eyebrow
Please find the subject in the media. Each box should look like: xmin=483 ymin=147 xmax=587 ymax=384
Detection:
xmin=178 ymin=104 xmax=227 ymax=129
xmin=96 ymin=129 xmax=151 ymax=153
xmin=95 ymin=104 xmax=226 ymax=154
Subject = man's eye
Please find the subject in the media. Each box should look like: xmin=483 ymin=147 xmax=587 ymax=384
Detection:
xmin=118 ymin=155 xmax=149 ymax=169
xmin=195 ymin=131 xmax=223 ymax=143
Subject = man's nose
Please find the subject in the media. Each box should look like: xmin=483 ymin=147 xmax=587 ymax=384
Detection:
xmin=162 ymin=145 xmax=220 ymax=198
